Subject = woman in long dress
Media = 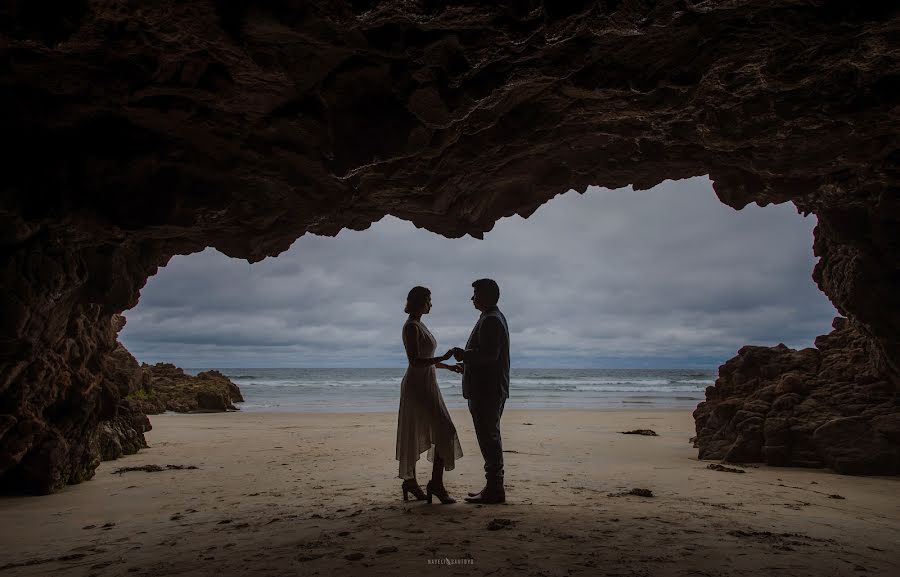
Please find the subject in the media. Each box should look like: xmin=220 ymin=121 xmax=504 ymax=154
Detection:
xmin=396 ymin=286 xmax=464 ymax=504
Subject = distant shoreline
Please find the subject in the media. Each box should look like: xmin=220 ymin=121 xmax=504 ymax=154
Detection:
xmin=182 ymin=366 xmax=722 ymax=371
xmin=155 ymin=406 xmax=699 ymax=416
xmin=179 ymin=367 xmax=715 ymax=413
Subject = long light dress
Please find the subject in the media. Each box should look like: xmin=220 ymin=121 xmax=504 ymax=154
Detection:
xmin=395 ymin=317 xmax=463 ymax=480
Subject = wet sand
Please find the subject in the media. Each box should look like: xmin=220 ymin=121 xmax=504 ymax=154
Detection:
xmin=1 ymin=410 xmax=898 ymax=576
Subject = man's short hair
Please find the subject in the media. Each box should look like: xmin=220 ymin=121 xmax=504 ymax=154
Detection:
xmin=472 ymin=278 xmax=500 ymax=306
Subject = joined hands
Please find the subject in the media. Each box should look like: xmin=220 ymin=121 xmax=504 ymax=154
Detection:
xmin=436 ymin=361 xmax=464 ymax=373
xmin=437 ymin=348 xmax=464 ymax=374
xmin=439 ymin=348 xmax=465 ymax=362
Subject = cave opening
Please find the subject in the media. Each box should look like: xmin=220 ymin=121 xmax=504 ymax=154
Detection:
xmin=0 ymin=0 xmax=898 ymax=571
xmin=118 ymin=176 xmax=837 ymax=414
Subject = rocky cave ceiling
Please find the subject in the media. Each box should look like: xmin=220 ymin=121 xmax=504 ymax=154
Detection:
xmin=0 ymin=1 xmax=898 ymax=492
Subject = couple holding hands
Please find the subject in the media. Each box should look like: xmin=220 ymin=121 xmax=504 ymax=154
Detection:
xmin=396 ymin=279 xmax=510 ymax=505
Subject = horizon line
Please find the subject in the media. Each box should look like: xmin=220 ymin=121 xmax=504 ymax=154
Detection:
xmin=174 ymin=366 xmax=721 ymax=371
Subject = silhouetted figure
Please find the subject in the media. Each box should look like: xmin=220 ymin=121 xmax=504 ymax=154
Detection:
xmin=396 ymin=286 xmax=463 ymax=504
xmin=451 ymin=278 xmax=510 ymax=504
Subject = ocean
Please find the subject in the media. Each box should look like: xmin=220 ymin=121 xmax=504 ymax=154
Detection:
xmin=183 ymin=368 xmax=716 ymax=413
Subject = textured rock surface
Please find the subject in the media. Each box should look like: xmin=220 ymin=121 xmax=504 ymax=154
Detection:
xmin=694 ymin=318 xmax=899 ymax=474
xmin=98 ymin=400 xmax=151 ymax=462
xmin=1 ymin=2 xmax=898 ymax=491
xmin=98 ymin=342 xmax=244 ymax=461
xmin=97 ymin=329 xmax=152 ymax=461
xmin=133 ymin=364 xmax=245 ymax=414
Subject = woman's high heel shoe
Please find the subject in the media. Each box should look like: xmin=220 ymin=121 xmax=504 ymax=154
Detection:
xmin=401 ymin=479 xmax=427 ymax=501
xmin=426 ymin=480 xmax=456 ymax=504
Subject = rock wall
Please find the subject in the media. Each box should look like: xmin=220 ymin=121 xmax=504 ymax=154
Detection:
xmin=98 ymin=400 xmax=151 ymax=462
xmin=96 ymin=330 xmax=152 ymax=462
xmin=694 ymin=318 xmax=899 ymax=474
xmin=1 ymin=2 xmax=898 ymax=491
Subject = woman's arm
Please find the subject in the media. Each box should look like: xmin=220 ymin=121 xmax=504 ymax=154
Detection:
xmin=404 ymin=324 xmax=453 ymax=367
xmin=437 ymin=362 xmax=464 ymax=374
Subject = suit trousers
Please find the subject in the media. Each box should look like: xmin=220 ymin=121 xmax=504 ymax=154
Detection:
xmin=467 ymin=395 xmax=506 ymax=485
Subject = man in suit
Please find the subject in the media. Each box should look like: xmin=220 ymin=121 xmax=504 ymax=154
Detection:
xmin=451 ymin=278 xmax=510 ymax=504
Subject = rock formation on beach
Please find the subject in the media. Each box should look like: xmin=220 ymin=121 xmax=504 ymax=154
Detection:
xmin=98 ymin=321 xmax=153 ymax=462
xmin=1 ymin=1 xmax=898 ymax=491
xmin=100 ymin=343 xmax=243 ymax=469
xmin=98 ymin=401 xmax=151 ymax=462
xmin=694 ymin=317 xmax=900 ymax=474
xmin=0 ymin=311 xmax=242 ymax=493
xmin=133 ymin=364 xmax=245 ymax=414
xmin=100 ymin=329 xmax=244 ymax=458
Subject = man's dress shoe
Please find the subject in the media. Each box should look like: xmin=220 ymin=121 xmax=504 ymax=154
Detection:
xmin=464 ymin=487 xmax=505 ymax=504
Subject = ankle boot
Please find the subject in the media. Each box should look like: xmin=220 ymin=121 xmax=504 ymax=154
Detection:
xmin=426 ymin=479 xmax=457 ymax=504
xmin=401 ymin=478 xmax=426 ymax=501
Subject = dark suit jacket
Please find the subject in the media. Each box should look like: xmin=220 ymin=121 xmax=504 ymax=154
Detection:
xmin=461 ymin=306 xmax=510 ymax=401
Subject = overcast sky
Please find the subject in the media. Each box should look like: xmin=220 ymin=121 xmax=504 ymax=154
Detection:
xmin=118 ymin=176 xmax=838 ymax=369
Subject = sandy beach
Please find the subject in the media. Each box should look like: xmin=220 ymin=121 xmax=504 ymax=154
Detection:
xmin=1 ymin=409 xmax=897 ymax=576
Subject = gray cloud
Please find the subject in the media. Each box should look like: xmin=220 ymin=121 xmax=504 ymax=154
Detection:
xmin=119 ymin=177 xmax=837 ymax=368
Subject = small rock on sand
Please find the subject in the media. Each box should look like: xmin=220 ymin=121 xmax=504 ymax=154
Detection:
xmin=376 ymin=546 xmax=398 ymax=554
xmin=628 ymin=488 xmax=654 ymax=497
xmin=344 ymin=552 xmax=364 ymax=561
xmin=487 ymin=518 xmax=514 ymax=530
xmin=113 ymin=464 xmax=198 ymax=474
xmin=619 ymin=429 xmax=658 ymax=436
xmin=707 ymin=463 xmax=746 ymax=474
